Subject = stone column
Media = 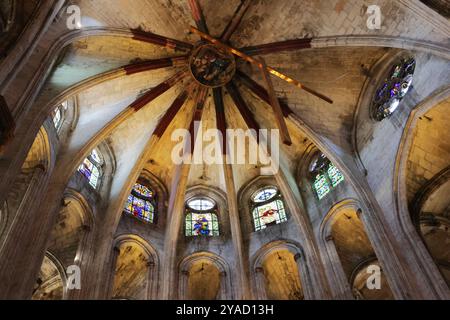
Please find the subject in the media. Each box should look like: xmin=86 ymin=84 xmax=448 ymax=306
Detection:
xmin=320 ymin=235 xmax=354 ymax=299
xmin=161 ymin=162 xmax=191 ymax=299
xmin=253 ymin=267 xmax=267 ymax=300
xmin=218 ymin=271 xmax=229 ymax=300
xmin=178 ymin=270 xmax=189 ymax=300
xmin=354 ymin=206 xmax=416 ymax=299
xmin=0 ymin=165 xmax=48 ymax=299
xmin=146 ymin=261 xmax=156 ymax=300
xmin=161 ymin=88 xmax=206 ymax=300
xmin=105 ymin=246 xmax=120 ymax=299
xmin=66 ymin=224 xmax=92 ymax=300
xmin=222 ymin=161 xmax=251 ymax=299
xmin=273 ymin=162 xmax=331 ymax=299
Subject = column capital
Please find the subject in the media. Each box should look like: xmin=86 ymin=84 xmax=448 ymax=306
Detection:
xmin=255 ymin=267 xmax=264 ymax=274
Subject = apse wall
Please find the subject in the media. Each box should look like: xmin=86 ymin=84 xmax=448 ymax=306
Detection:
xmin=113 ymin=171 xmax=169 ymax=269
xmin=355 ymin=50 xmax=450 ymax=228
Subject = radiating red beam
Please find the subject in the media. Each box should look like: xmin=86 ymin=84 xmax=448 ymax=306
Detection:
xmin=226 ymin=81 xmax=260 ymax=143
xmin=123 ymin=56 xmax=188 ymax=75
xmin=190 ymin=27 xmax=333 ymax=104
xmin=235 ymin=70 xmax=293 ymax=118
xmin=220 ymin=0 xmax=252 ymax=42
xmin=240 ymin=38 xmax=312 ymax=55
xmin=153 ymin=89 xmax=190 ymax=138
xmin=213 ymin=87 xmax=227 ymax=154
xmin=131 ymin=29 xmax=193 ymax=51
xmin=188 ymin=0 xmax=209 ymax=34
xmin=131 ymin=70 xmax=187 ymax=111
xmin=189 ymin=86 xmax=209 ymax=153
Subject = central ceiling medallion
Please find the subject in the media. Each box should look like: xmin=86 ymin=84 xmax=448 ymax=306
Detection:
xmin=189 ymin=43 xmax=236 ymax=88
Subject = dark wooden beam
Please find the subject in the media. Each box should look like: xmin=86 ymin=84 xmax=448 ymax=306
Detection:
xmin=190 ymin=27 xmax=333 ymax=104
xmin=130 ymin=70 xmax=187 ymax=111
xmin=187 ymin=0 xmax=209 ymax=34
xmin=213 ymin=87 xmax=227 ymax=154
xmin=259 ymin=58 xmax=292 ymax=146
xmin=226 ymin=81 xmax=260 ymax=143
xmin=131 ymin=29 xmax=193 ymax=51
xmin=153 ymin=89 xmax=189 ymax=138
xmin=220 ymin=0 xmax=252 ymax=42
xmin=235 ymin=70 xmax=292 ymax=117
xmin=123 ymin=56 xmax=188 ymax=75
xmin=240 ymin=38 xmax=312 ymax=55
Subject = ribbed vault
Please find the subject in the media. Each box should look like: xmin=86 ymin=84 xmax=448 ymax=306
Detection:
xmin=0 ymin=0 xmax=449 ymax=301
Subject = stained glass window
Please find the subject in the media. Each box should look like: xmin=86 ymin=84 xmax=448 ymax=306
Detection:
xmin=187 ymin=198 xmax=215 ymax=211
xmin=372 ymin=58 xmax=416 ymax=121
xmin=251 ymin=187 xmax=287 ymax=232
xmin=124 ymin=183 xmax=156 ymax=224
xmin=52 ymin=107 xmax=62 ymax=129
xmin=185 ymin=212 xmax=219 ymax=236
xmin=253 ymin=188 xmax=277 ymax=203
xmin=310 ymin=153 xmax=344 ymax=200
xmin=313 ymin=174 xmax=330 ymax=200
xmin=185 ymin=197 xmax=219 ymax=237
xmin=51 ymin=101 xmax=68 ymax=131
xmin=91 ymin=149 xmax=101 ymax=164
xmin=328 ymin=164 xmax=344 ymax=187
xmin=78 ymin=149 xmax=102 ymax=188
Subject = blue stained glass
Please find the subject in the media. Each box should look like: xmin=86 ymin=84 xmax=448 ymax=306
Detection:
xmin=194 ymin=217 xmax=210 ymax=236
xmin=185 ymin=212 xmax=219 ymax=237
xmin=253 ymin=188 xmax=277 ymax=203
xmin=372 ymin=58 xmax=416 ymax=121
xmin=124 ymin=184 xmax=156 ymax=223
xmin=133 ymin=183 xmax=153 ymax=198
xmin=91 ymin=149 xmax=101 ymax=164
xmin=78 ymin=158 xmax=99 ymax=188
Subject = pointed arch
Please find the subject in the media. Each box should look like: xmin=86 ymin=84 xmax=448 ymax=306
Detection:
xmin=184 ymin=185 xmax=229 ymax=238
xmin=238 ymin=175 xmax=291 ymax=235
xmin=109 ymin=234 xmax=159 ymax=300
xmin=318 ymin=199 xmax=394 ymax=299
xmin=59 ymin=189 xmax=95 ymax=265
xmin=394 ymin=86 xmax=450 ymax=297
xmin=353 ymin=49 xmax=418 ymax=173
xmin=178 ymin=251 xmax=234 ymax=300
xmin=123 ymin=171 xmax=167 ymax=225
xmin=251 ymin=240 xmax=308 ymax=300
xmin=0 ymin=124 xmax=52 ymax=247
xmin=32 ymin=251 xmax=67 ymax=300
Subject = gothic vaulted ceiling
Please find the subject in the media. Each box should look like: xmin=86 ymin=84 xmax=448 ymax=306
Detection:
xmin=32 ymin=0 xmax=450 ymax=195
